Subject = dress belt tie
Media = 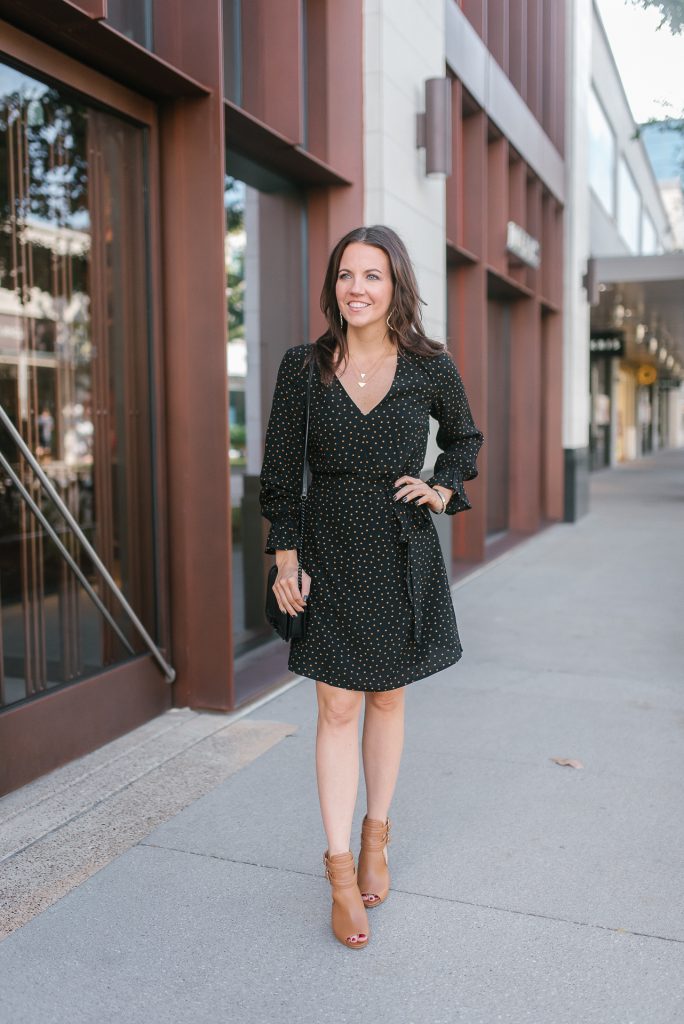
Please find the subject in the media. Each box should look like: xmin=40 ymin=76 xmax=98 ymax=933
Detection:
xmin=310 ymin=471 xmax=432 ymax=644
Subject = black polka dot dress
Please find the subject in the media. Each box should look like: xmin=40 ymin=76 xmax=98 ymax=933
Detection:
xmin=259 ymin=343 xmax=484 ymax=691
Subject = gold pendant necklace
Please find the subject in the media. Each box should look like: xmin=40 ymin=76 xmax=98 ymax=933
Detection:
xmin=346 ymin=344 xmax=394 ymax=388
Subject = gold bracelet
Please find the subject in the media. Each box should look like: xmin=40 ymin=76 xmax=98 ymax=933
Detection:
xmin=431 ymin=486 xmax=447 ymax=514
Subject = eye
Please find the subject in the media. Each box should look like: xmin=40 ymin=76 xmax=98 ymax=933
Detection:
xmin=367 ymin=273 xmax=379 ymax=280
xmin=338 ymin=271 xmax=350 ymax=279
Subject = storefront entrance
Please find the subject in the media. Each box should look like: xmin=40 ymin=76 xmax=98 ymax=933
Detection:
xmin=0 ymin=31 xmax=170 ymax=794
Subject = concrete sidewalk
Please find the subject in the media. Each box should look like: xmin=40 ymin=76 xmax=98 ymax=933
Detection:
xmin=1 ymin=449 xmax=683 ymax=1023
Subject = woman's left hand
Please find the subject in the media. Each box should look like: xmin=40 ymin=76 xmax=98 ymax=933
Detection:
xmin=393 ymin=475 xmax=453 ymax=513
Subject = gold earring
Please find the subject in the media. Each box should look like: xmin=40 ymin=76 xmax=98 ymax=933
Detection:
xmin=386 ymin=309 xmax=395 ymax=330
xmin=339 ymin=309 xmax=344 ymax=327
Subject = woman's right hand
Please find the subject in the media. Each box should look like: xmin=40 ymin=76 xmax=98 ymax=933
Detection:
xmin=273 ymin=553 xmax=311 ymax=617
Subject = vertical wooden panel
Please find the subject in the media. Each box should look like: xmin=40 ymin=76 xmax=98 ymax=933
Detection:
xmin=509 ymin=297 xmax=541 ymax=532
xmin=487 ymin=0 xmax=509 ymax=71
xmin=450 ymin=264 xmax=487 ymax=564
xmin=320 ymin=0 xmax=363 ymax=185
xmin=541 ymin=0 xmax=564 ymax=152
xmin=446 ymin=77 xmax=462 ymax=247
xmin=306 ymin=0 xmax=364 ymax=339
xmin=508 ymin=0 xmax=526 ymax=98
xmin=541 ymin=192 xmax=563 ymax=307
xmin=507 ymin=154 xmax=526 ymax=287
xmin=304 ymin=0 xmax=327 ymax=159
xmin=241 ymin=0 xmax=303 ymax=142
xmin=462 ymin=109 xmax=487 ymax=258
xmin=525 ymin=173 xmax=542 ymax=294
xmin=157 ymin=0 xmax=234 ymax=710
xmin=526 ymin=0 xmax=542 ymax=121
xmin=486 ymin=135 xmax=508 ymax=275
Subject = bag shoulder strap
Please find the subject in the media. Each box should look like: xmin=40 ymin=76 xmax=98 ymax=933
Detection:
xmin=301 ymin=354 xmax=314 ymax=499
xmin=297 ymin=352 xmax=315 ymax=576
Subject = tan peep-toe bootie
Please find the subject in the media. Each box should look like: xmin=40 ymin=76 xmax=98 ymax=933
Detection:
xmin=323 ymin=850 xmax=370 ymax=949
xmin=357 ymin=815 xmax=391 ymax=909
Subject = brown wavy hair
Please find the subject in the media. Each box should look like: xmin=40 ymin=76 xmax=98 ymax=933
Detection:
xmin=305 ymin=225 xmax=447 ymax=385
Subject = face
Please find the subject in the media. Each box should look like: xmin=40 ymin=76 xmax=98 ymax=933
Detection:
xmin=335 ymin=242 xmax=394 ymax=331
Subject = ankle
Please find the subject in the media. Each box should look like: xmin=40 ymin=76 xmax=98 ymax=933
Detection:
xmin=327 ymin=845 xmax=351 ymax=857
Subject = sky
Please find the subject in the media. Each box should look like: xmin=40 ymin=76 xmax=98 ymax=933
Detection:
xmin=595 ymin=0 xmax=684 ymax=123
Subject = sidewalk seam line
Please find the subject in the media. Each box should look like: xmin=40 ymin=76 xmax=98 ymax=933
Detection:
xmin=137 ymin=840 xmax=684 ymax=947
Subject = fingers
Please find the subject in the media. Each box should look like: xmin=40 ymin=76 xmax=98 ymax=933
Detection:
xmin=273 ymin=570 xmax=311 ymax=616
xmin=393 ymin=478 xmax=431 ymax=505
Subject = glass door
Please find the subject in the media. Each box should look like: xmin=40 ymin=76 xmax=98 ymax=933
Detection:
xmin=225 ymin=155 xmax=307 ymax=681
xmin=0 ymin=61 xmax=157 ymax=708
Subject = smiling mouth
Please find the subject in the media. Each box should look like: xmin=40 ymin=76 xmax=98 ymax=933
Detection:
xmin=348 ymin=302 xmax=370 ymax=310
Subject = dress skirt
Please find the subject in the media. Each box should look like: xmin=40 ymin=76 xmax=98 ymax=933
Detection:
xmin=259 ymin=343 xmax=485 ymax=692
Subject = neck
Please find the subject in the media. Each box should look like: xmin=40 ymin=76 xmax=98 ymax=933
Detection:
xmin=345 ymin=322 xmax=394 ymax=356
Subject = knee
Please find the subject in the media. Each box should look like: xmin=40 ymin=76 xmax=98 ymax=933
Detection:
xmin=366 ymin=689 xmax=404 ymax=713
xmin=317 ymin=686 xmax=361 ymax=728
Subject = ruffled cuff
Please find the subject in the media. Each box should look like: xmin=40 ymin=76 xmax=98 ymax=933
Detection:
xmin=264 ymin=519 xmax=300 ymax=555
xmin=425 ymin=469 xmax=472 ymax=515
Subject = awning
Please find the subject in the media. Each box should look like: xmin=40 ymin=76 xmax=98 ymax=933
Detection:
xmin=585 ymin=254 xmax=684 ymax=380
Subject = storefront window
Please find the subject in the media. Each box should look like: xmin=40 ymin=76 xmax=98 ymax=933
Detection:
xmin=106 ymin=0 xmax=154 ymax=50
xmin=0 ymin=62 xmax=157 ymax=709
xmin=617 ymin=157 xmax=640 ymax=253
xmin=589 ymin=88 xmax=615 ymax=216
xmin=225 ymin=156 xmax=307 ymax=675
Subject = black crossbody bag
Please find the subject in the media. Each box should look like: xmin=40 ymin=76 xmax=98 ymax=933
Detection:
xmin=264 ymin=355 xmax=315 ymax=641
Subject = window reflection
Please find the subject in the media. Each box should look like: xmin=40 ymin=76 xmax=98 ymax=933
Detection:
xmin=225 ymin=161 xmax=307 ymax=673
xmin=0 ymin=63 xmax=156 ymax=708
xmin=589 ymin=88 xmax=616 ymax=216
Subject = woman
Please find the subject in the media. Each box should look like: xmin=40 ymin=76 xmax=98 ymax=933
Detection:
xmin=259 ymin=225 xmax=484 ymax=950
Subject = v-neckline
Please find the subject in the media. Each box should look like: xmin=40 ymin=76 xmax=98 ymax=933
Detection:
xmin=333 ymin=351 xmax=400 ymax=418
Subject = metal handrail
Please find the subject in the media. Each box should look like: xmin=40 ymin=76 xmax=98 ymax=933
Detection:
xmin=0 ymin=404 xmax=175 ymax=683
xmin=0 ymin=452 xmax=135 ymax=656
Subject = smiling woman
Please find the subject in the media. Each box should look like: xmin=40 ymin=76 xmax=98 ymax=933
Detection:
xmin=259 ymin=223 xmax=484 ymax=951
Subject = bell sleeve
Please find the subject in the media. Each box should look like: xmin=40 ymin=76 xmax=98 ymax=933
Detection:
xmin=259 ymin=345 xmax=309 ymax=554
xmin=425 ymin=353 xmax=485 ymax=515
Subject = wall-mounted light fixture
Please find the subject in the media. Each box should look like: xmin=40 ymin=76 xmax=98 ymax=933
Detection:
xmin=416 ymin=78 xmax=452 ymax=177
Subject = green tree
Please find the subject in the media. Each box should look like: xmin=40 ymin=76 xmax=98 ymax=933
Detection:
xmin=628 ymin=0 xmax=684 ymax=32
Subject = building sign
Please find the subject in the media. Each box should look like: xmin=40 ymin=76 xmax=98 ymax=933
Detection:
xmin=590 ymin=331 xmax=625 ymax=357
xmin=506 ymin=221 xmax=541 ymax=269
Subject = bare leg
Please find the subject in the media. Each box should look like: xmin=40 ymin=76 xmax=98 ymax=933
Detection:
xmin=360 ymin=688 xmax=405 ymax=902
xmin=315 ymin=681 xmax=366 ymax=944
